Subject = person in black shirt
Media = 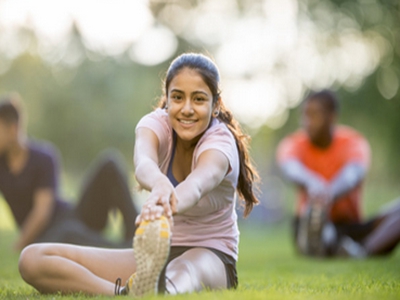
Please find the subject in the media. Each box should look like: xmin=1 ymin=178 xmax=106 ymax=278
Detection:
xmin=0 ymin=94 xmax=138 ymax=251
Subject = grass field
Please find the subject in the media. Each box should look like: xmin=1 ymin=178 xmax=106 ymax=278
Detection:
xmin=1 ymin=183 xmax=400 ymax=299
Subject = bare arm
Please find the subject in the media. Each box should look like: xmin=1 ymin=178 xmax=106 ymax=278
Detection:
xmin=13 ymin=188 xmax=54 ymax=251
xmin=134 ymin=127 xmax=229 ymax=221
xmin=134 ymin=127 xmax=176 ymax=218
xmin=174 ymin=149 xmax=230 ymax=214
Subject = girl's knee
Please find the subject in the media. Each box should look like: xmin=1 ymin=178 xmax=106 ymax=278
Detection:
xmin=166 ymin=259 xmax=200 ymax=293
xmin=19 ymin=244 xmax=42 ymax=283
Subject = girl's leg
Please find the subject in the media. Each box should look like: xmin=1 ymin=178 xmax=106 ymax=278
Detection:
xmin=165 ymin=248 xmax=227 ymax=294
xmin=75 ymin=151 xmax=138 ymax=240
xmin=19 ymin=243 xmax=135 ymax=295
xmin=363 ymin=198 xmax=400 ymax=255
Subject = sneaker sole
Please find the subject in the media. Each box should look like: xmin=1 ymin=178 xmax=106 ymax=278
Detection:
xmin=308 ymin=204 xmax=326 ymax=256
xmin=130 ymin=216 xmax=171 ymax=297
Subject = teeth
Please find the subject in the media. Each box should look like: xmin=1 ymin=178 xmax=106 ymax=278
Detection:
xmin=180 ymin=119 xmax=195 ymax=124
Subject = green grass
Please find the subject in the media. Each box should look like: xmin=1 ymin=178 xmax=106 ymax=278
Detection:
xmin=0 ymin=222 xmax=399 ymax=300
xmin=1 ymin=181 xmax=400 ymax=299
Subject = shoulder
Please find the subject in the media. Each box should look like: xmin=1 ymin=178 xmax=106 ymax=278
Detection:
xmin=136 ymin=108 xmax=171 ymax=138
xmin=136 ymin=108 xmax=169 ymax=129
xmin=195 ymin=119 xmax=238 ymax=164
xmin=201 ymin=119 xmax=236 ymax=145
xmin=278 ymin=130 xmax=309 ymax=148
xmin=334 ymin=125 xmax=369 ymax=144
xmin=28 ymin=140 xmax=60 ymax=165
xmin=136 ymin=108 xmax=173 ymax=149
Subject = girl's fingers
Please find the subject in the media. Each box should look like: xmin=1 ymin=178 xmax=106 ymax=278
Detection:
xmin=135 ymin=214 xmax=142 ymax=226
xmin=159 ymin=196 xmax=172 ymax=217
xmin=169 ymin=194 xmax=178 ymax=215
xmin=138 ymin=204 xmax=165 ymax=222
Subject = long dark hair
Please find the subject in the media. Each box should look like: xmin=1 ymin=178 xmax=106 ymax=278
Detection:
xmin=158 ymin=53 xmax=259 ymax=217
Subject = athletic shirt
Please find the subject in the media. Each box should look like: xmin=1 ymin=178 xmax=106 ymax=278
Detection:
xmin=277 ymin=125 xmax=371 ymax=224
xmin=136 ymin=108 xmax=240 ymax=260
xmin=0 ymin=141 xmax=69 ymax=228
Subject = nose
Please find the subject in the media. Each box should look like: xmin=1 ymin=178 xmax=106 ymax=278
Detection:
xmin=181 ymin=98 xmax=194 ymax=115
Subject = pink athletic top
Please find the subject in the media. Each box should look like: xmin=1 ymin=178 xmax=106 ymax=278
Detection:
xmin=136 ymin=108 xmax=240 ymax=260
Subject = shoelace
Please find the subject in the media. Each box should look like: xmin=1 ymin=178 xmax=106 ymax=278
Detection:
xmin=165 ymin=276 xmax=178 ymax=294
xmin=114 ymin=277 xmax=122 ymax=295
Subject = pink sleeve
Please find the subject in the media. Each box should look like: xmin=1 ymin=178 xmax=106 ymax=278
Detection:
xmin=135 ymin=109 xmax=169 ymax=145
xmin=194 ymin=124 xmax=239 ymax=180
xmin=135 ymin=108 xmax=172 ymax=165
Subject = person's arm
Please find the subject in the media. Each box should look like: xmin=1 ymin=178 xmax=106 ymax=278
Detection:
xmin=329 ymin=135 xmax=370 ymax=203
xmin=134 ymin=127 xmax=176 ymax=220
xmin=13 ymin=188 xmax=54 ymax=251
xmin=329 ymin=162 xmax=366 ymax=202
xmin=279 ymin=159 xmax=330 ymax=201
xmin=174 ymin=149 xmax=230 ymax=214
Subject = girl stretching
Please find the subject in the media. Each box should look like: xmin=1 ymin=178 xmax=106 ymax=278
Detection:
xmin=18 ymin=53 xmax=259 ymax=296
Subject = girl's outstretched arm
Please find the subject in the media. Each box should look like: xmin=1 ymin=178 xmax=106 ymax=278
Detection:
xmin=174 ymin=149 xmax=229 ymax=214
xmin=134 ymin=127 xmax=176 ymax=220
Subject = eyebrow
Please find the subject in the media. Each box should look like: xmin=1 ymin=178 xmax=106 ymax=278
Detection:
xmin=170 ymin=89 xmax=209 ymax=97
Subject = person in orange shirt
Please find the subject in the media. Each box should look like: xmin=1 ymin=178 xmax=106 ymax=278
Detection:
xmin=276 ymin=89 xmax=400 ymax=257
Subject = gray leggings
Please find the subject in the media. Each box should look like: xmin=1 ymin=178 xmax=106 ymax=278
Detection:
xmin=158 ymin=246 xmax=237 ymax=294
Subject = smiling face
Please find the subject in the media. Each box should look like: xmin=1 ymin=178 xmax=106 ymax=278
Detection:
xmin=167 ymin=67 xmax=217 ymax=147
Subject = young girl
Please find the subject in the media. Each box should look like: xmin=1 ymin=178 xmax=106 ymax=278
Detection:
xmin=18 ymin=53 xmax=259 ymax=296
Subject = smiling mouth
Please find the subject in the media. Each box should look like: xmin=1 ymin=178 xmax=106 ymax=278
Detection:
xmin=179 ymin=119 xmax=196 ymax=124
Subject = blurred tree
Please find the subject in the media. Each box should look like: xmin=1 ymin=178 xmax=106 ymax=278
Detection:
xmin=272 ymin=0 xmax=400 ymax=183
xmin=0 ymin=0 xmax=398 ymax=189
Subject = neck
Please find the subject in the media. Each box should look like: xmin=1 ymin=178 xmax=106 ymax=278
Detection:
xmin=176 ymin=133 xmax=203 ymax=152
xmin=312 ymin=129 xmax=333 ymax=149
xmin=176 ymin=139 xmax=196 ymax=154
xmin=6 ymin=135 xmax=27 ymax=161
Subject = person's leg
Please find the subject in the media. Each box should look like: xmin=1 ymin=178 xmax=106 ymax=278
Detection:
xmin=165 ymin=248 xmax=228 ymax=294
xmin=74 ymin=150 xmax=138 ymax=240
xmin=37 ymin=218 xmax=124 ymax=248
xmin=18 ymin=243 xmax=135 ymax=295
xmin=363 ymin=198 xmax=400 ymax=255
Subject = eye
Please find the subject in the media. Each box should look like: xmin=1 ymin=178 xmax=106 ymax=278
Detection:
xmin=171 ymin=94 xmax=182 ymax=101
xmin=194 ymin=96 xmax=206 ymax=102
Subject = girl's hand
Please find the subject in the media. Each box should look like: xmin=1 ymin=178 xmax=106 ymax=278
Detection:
xmin=149 ymin=179 xmax=178 ymax=216
xmin=135 ymin=180 xmax=178 ymax=226
xmin=135 ymin=203 xmax=165 ymax=224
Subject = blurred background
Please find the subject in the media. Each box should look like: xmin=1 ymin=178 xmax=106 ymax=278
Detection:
xmin=0 ymin=0 xmax=399 ymax=229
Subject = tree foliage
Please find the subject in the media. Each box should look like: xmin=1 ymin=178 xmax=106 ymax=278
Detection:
xmin=0 ymin=0 xmax=399 ymax=186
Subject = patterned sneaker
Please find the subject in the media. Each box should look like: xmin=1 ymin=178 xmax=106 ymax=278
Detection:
xmin=115 ymin=273 xmax=135 ymax=295
xmin=336 ymin=236 xmax=367 ymax=259
xmin=128 ymin=216 xmax=171 ymax=297
xmin=297 ymin=202 xmax=328 ymax=256
xmin=307 ymin=202 xmax=326 ymax=256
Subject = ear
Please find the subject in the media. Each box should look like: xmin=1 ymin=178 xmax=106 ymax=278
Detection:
xmin=161 ymin=96 xmax=168 ymax=110
xmin=213 ymin=97 xmax=221 ymax=115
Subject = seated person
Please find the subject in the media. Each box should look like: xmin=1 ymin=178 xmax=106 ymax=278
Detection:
xmin=276 ymin=90 xmax=400 ymax=257
xmin=0 ymin=94 xmax=139 ymax=251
